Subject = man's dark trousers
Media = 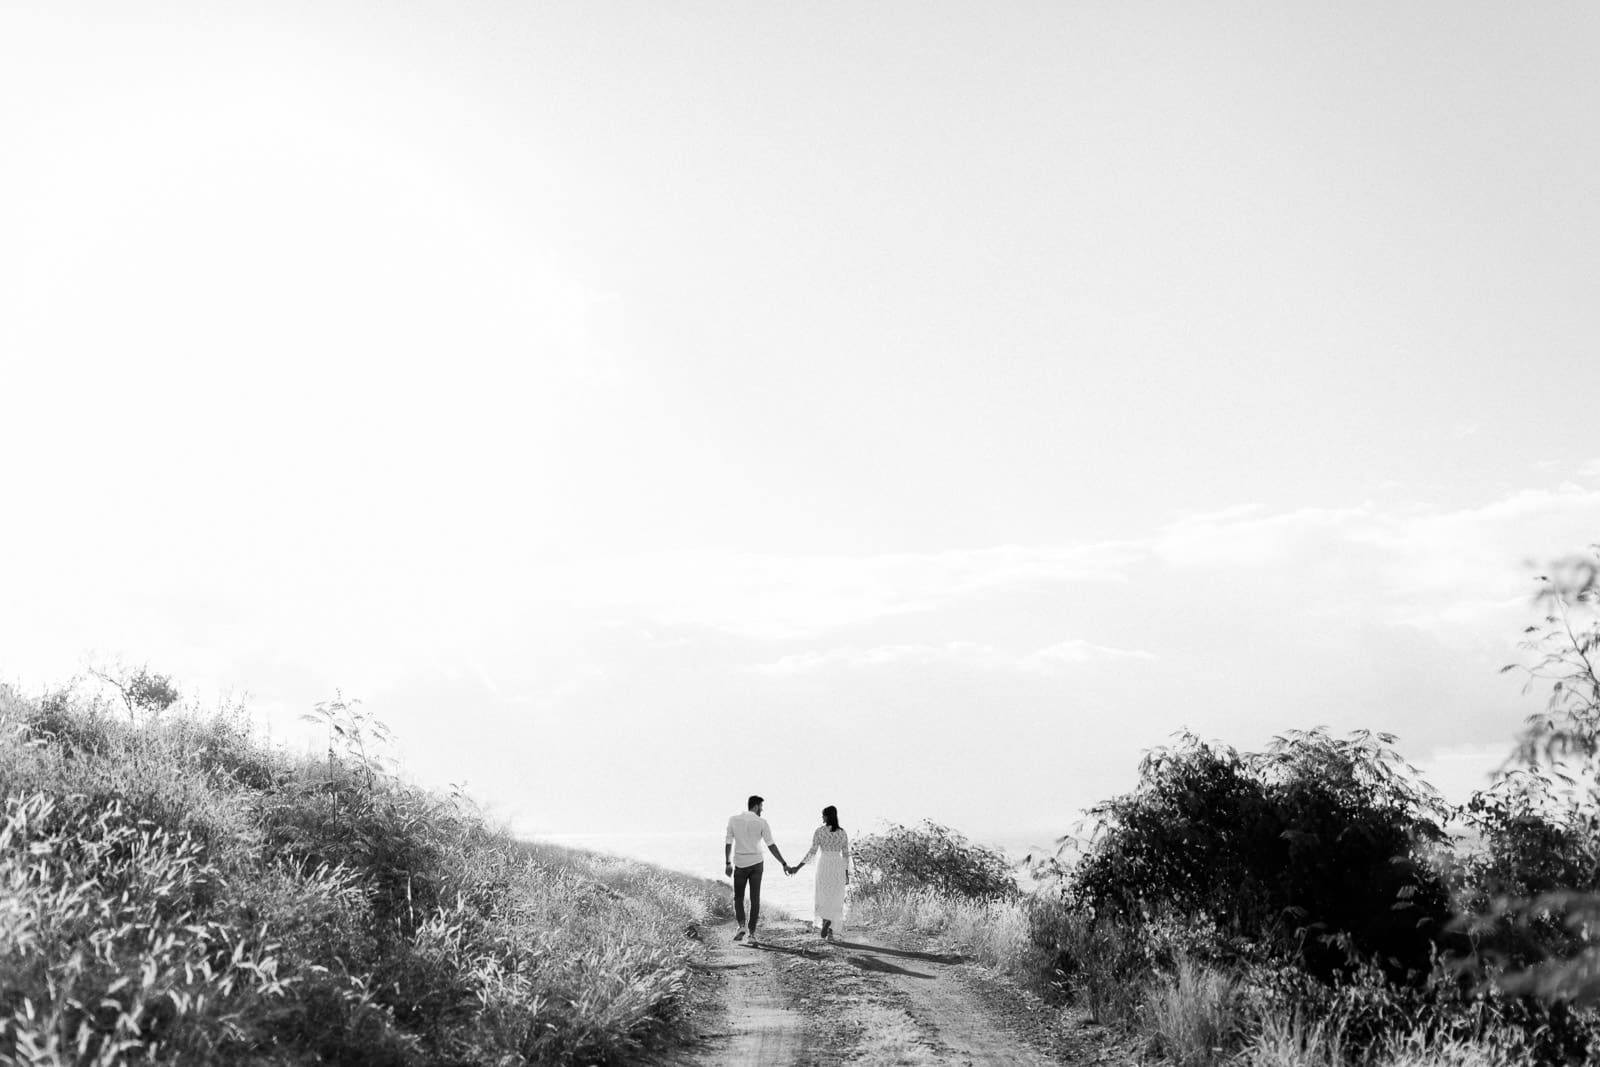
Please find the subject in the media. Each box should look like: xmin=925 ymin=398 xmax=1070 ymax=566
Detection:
xmin=733 ymin=861 xmax=764 ymax=930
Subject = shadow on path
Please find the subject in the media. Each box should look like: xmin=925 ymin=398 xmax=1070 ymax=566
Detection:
xmin=831 ymin=939 xmax=965 ymax=966
xmin=845 ymin=953 xmax=934 ymax=979
xmin=747 ymin=942 xmax=826 ymax=961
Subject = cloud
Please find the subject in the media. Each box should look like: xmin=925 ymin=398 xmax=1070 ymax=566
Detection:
xmin=1350 ymin=485 xmax=1600 ymax=627
xmin=747 ymin=639 xmax=1154 ymax=676
xmin=1152 ymin=502 xmax=1377 ymax=570
xmin=515 ymin=483 xmax=1600 ymax=664
xmin=1148 ymin=486 xmax=1600 ymax=630
xmin=1027 ymin=639 xmax=1158 ymax=667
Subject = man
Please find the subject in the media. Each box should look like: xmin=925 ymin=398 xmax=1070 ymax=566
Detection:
xmin=724 ymin=794 xmax=794 ymax=945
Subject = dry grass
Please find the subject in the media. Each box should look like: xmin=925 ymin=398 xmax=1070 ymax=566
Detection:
xmin=853 ymin=880 xmax=1531 ymax=1067
xmin=1234 ymin=1009 xmax=1349 ymax=1067
xmin=1147 ymin=958 xmax=1243 ymax=1067
xmin=1236 ymin=1015 xmax=1515 ymax=1067
xmin=1372 ymin=1031 xmax=1515 ymax=1067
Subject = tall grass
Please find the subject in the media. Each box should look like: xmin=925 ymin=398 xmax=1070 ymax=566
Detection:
xmin=1147 ymin=958 xmax=1243 ymax=1066
xmin=1235 ymin=1017 xmax=1515 ymax=1067
xmin=1234 ymin=1009 xmax=1349 ymax=1067
xmin=854 ymin=876 xmax=1541 ymax=1067
xmin=0 ymin=682 xmax=728 ymax=1065
xmin=850 ymin=886 xmax=1034 ymax=975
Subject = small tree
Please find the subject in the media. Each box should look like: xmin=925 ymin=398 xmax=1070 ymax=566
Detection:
xmin=300 ymin=691 xmax=395 ymax=792
xmin=1469 ymin=546 xmax=1600 ymax=1008
xmin=1507 ymin=546 xmax=1600 ymax=779
xmin=89 ymin=662 xmax=180 ymax=726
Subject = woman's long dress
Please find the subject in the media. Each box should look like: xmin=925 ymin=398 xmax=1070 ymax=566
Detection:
xmin=800 ymin=826 xmax=850 ymax=930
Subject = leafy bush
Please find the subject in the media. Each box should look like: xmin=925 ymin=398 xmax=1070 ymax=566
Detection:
xmin=1450 ymin=771 xmax=1600 ymax=1003
xmin=1070 ymin=729 xmax=1453 ymax=983
xmin=852 ymin=820 xmax=1019 ymax=903
xmin=1450 ymin=553 xmax=1600 ymax=1017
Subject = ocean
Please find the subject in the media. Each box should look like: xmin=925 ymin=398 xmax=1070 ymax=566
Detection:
xmin=532 ymin=828 xmax=1065 ymax=924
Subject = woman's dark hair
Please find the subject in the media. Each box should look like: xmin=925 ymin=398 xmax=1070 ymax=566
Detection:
xmin=822 ymin=805 xmax=840 ymax=831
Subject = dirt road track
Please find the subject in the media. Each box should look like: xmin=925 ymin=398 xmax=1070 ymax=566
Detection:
xmin=676 ymin=919 xmax=1076 ymax=1066
xmin=692 ymin=922 xmax=813 ymax=1066
xmin=829 ymin=933 xmax=1057 ymax=1066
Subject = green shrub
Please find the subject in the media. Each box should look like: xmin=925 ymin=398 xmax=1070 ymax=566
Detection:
xmin=853 ymin=820 xmax=1019 ymax=903
xmin=1026 ymin=895 xmax=1151 ymax=1024
xmin=1070 ymin=729 xmax=1452 ymax=983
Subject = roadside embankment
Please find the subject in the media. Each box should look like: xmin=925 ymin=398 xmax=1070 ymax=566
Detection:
xmin=0 ymin=682 xmax=728 ymax=1065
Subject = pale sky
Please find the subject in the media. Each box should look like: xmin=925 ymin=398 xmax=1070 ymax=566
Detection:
xmin=4 ymin=3 xmax=1600 ymax=845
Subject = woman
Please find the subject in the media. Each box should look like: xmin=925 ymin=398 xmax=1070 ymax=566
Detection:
xmin=793 ymin=805 xmax=850 ymax=940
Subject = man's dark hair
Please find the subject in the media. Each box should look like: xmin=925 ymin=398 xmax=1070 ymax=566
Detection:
xmin=747 ymin=795 xmax=764 ymax=810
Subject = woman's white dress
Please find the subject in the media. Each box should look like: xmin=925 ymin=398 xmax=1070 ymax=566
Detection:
xmin=801 ymin=826 xmax=850 ymax=929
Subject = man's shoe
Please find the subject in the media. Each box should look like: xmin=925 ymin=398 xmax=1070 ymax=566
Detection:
xmin=747 ymin=930 xmax=760 ymax=945
xmin=733 ymin=929 xmax=746 ymax=942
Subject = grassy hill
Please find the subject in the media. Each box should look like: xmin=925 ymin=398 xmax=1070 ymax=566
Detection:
xmin=0 ymin=682 xmax=729 ymax=1065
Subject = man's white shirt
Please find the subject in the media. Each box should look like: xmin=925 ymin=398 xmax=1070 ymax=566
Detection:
xmin=725 ymin=810 xmax=774 ymax=868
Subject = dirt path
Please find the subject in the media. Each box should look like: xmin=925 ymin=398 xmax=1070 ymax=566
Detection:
xmin=677 ymin=918 xmax=1090 ymax=1065
xmin=690 ymin=921 xmax=812 ymax=1066
xmin=829 ymin=932 xmax=1057 ymax=1066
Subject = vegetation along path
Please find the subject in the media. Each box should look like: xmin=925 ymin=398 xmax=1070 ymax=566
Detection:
xmin=679 ymin=918 xmax=1089 ymax=1066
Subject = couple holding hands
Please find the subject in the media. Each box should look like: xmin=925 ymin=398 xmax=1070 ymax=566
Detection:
xmin=724 ymin=795 xmax=851 ymax=946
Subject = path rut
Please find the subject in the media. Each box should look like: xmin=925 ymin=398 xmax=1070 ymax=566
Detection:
xmin=693 ymin=923 xmax=812 ymax=1066
xmin=683 ymin=919 xmax=1073 ymax=1065
xmin=830 ymin=932 xmax=1056 ymax=1066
